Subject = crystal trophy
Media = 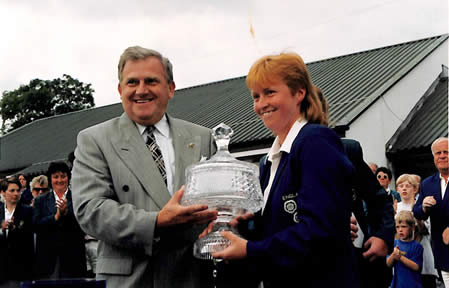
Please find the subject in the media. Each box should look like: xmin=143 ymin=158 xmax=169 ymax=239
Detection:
xmin=181 ymin=123 xmax=264 ymax=260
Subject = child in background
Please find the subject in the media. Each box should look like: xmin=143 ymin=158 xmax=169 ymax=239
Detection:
xmin=387 ymin=210 xmax=423 ymax=288
xmin=396 ymin=174 xmax=418 ymax=213
xmin=396 ymin=174 xmax=438 ymax=288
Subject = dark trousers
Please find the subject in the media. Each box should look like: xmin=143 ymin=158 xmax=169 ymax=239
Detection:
xmin=356 ymin=247 xmax=392 ymax=288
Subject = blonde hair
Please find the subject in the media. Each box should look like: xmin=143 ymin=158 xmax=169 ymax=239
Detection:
xmin=246 ymin=53 xmax=326 ymax=125
xmin=395 ymin=210 xmax=416 ymax=227
xmin=396 ymin=174 xmax=419 ymax=189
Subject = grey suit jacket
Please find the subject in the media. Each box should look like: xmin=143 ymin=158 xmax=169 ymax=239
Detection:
xmin=72 ymin=113 xmax=215 ymax=288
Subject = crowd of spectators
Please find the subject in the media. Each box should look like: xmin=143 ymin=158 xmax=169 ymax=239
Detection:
xmin=0 ymin=161 xmax=98 ymax=288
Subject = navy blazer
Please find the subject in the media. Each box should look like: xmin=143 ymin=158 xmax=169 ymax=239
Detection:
xmin=247 ymin=123 xmax=358 ymax=288
xmin=413 ymin=172 xmax=449 ymax=271
xmin=0 ymin=201 xmax=34 ymax=282
xmin=32 ymin=190 xmax=87 ymax=278
xmin=342 ymin=138 xmax=395 ymax=251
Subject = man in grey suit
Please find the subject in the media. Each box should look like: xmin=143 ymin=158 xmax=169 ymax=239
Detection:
xmin=71 ymin=46 xmax=218 ymax=288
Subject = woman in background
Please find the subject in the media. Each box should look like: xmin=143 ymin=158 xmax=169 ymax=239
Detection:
xmin=0 ymin=177 xmax=33 ymax=288
xmin=33 ymin=161 xmax=86 ymax=279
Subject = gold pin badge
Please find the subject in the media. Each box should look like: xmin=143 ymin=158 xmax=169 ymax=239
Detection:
xmin=189 ymin=143 xmax=195 ymax=148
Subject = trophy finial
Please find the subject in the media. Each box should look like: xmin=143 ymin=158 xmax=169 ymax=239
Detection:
xmin=213 ymin=123 xmax=233 ymax=152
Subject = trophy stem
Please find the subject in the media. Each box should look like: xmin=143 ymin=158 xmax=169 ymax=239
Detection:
xmin=193 ymin=221 xmax=239 ymax=260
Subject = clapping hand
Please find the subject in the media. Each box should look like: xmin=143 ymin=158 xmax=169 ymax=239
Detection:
xmin=55 ymin=199 xmax=68 ymax=220
xmin=391 ymin=246 xmax=405 ymax=261
xmin=1 ymin=217 xmax=15 ymax=231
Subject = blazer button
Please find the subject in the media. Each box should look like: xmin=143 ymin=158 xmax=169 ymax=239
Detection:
xmin=123 ymin=185 xmax=129 ymax=192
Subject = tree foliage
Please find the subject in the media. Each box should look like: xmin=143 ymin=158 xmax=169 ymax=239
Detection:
xmin=1 ymin=74 xmax=95 ymax=133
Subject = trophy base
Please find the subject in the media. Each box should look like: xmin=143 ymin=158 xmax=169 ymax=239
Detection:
xmin=193 ymin=231 xmax=230 ymax=260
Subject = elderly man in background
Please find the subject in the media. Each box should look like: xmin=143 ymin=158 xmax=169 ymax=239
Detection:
xmin=413 ymin=137 xmax=449 ymax=287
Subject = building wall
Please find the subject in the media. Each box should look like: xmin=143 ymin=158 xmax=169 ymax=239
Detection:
xmin=346 ymin=40 xmax=448 ymax=176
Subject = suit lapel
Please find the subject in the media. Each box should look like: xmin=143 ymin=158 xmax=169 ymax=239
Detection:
xmin=0 ymin=203 xmax=4 ymax=223
xmin=169 ymin=116 xmax=202 ymax=191
xmin=265 ymin=153 xmax=288 ymax=211
xmin=44 ymin=192 xmax=57 ymax=216
xmin=111 ymin=113 xmax=170 ymax=209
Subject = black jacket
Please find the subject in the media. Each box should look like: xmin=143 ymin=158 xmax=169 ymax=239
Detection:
xmin=0 ymin=201 xmax=34 ymax=282
xmin=33 ymin=190 xmax=86 ymax=278
xmin=342 ymin=138 xmax=395 ymax=251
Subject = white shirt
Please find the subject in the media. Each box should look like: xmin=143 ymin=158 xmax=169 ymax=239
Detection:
xmin=440 ymin=173 xmax=448 ymax=199
xmin=2 ymin=205 xmax=15 ymax=237
xmin=53 ymin=188 xmax=68 ymax=202
xmin=262 ymin=119 xmax=307 ymax=213
xmin=136 ymin=115 xmax=175 ymax=195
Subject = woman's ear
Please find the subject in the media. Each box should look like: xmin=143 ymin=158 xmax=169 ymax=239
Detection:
xmin=295 ymin=88 xmax=306 ymax=104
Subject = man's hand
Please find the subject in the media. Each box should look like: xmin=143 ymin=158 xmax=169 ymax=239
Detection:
xmin=422 ymin=196 xmax=436 ymax=213
xmin=156 ymin=186 xmax=218 ymax=228
xmin=362 ymin=236 xmax=388 ymax=262
xmin=443 ymin=227 xmax=449 ymax=245
xmin=350 ymin=215 xmax=359 ymax=241
xmin=211 ymin=231 xmax=247 ymax=260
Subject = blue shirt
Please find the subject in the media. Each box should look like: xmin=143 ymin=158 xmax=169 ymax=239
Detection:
xmin=388 ymin=239 xmax=423 ymax=288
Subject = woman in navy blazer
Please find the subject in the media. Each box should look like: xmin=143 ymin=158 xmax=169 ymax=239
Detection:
xmin=0 ymin=177 xmax=34 ymax=287
xmin=33 ymin=161 xmax=86 ymax=279
xmin=211 ymin=53 xmax=358 ymax=287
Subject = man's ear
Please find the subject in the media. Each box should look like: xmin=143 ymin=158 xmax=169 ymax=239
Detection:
xmin=168 ymin=81 xmax=176 ymax=99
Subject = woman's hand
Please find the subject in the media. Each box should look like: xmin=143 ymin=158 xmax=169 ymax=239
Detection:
xmin=55 ymin=199 xmax=68 ymax=220
xmin=211 ymin=231 xmax=248 ymax=260
xmin=229 ymin=213 xmax=254 ymax=227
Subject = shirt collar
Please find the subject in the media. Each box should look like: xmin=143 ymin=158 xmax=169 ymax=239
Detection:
xmin=136 ymin=114 xmax=170 ymax=138
xmin=53 ymin=188 xmax=68 ymax=201
xmin=267 ymin=118 xmax=307 ymax=162
xmin=439 ymin=173 xmax=449 ymax=184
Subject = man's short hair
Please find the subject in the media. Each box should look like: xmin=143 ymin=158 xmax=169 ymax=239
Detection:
xmin=118 ymin=46 xmax=174 ymax=84
xmin=431 ymin=137 xmax=448 ymax=154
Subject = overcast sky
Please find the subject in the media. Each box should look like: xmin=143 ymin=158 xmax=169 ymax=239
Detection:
xmin=0 ymin=0 xmax=447 ymax=108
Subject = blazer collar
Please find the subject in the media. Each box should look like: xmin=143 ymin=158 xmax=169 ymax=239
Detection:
xmin=264 ymin=153 xmax=288 ymax=211
xmin=111 ymin=113 xmax=203 ymax=209
xmin=169 ymin=116 xmax=203 ymax=190
xmin=111 ymin=113 xmax=170 ymax=209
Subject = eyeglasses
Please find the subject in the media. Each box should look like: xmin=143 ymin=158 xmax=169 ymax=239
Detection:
xmin=33 ymin=187 xmax=48 ymax=192
xmin=377 ymin=175 xmax=388 ymax=180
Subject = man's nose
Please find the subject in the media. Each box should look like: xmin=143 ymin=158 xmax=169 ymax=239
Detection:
xmin=136 ymin=81 xmax=148 ymax=94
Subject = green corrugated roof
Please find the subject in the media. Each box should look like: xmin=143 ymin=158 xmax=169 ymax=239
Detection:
xmin=386 ymin=68 xmax=448 ymax=153
xmin=1 ymin=34 xmax=447 ymax=175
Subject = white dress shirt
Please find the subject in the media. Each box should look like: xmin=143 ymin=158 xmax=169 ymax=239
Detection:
xmin=2 ymin=205 xmax=15 ymax=237
xmin=136 ymin=115 xmax=175 ymax=195
xmin=262 ymin=119 xmax=307 ymax=213
xmin=440 ymin=173 xmax=448 ymax=199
